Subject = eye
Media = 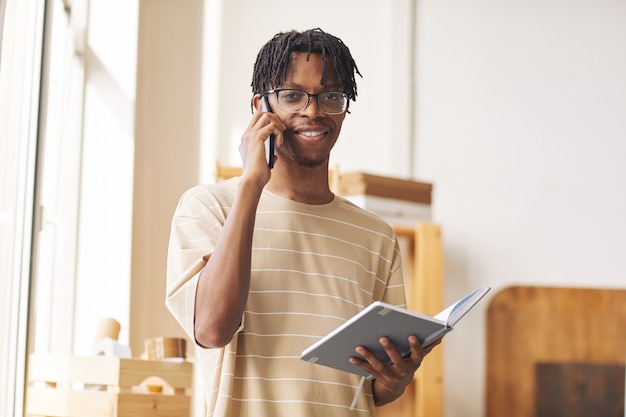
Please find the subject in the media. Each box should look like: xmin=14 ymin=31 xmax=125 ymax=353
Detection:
xmin=279 ymin=90 xmax=305 ymax=103
xmin=322 ymin=92 xmax=341 ymax=102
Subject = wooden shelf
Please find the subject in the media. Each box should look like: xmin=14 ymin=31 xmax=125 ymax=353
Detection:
xmin=26 ymin=354 xmax=193 ymax=417
xmin=337 ymin=172 xmax=432 ymax=205
xmin=376 ymin=223 xmax=444 ymax=417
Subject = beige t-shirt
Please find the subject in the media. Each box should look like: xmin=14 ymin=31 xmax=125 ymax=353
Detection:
xmin=166 ymin=178 xmax=406 ymax=416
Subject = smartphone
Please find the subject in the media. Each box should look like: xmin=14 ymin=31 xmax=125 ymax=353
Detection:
xmin=261 ymin=95 xmax=275 ymax=169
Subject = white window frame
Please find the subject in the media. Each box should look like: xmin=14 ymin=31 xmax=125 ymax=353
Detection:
xmin=0 ymin=1 xmax=46 ymax=416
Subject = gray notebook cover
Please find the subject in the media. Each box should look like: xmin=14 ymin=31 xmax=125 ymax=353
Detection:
xmin=300 ymin=286 xmax=490 ymax=379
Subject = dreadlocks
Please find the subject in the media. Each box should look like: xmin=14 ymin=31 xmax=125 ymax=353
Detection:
xmin=251 ymin=28 xmax=361 ymax=101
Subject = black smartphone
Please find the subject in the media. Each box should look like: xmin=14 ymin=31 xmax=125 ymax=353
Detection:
xmin=261 ymin=95 xmax=275 ymax=169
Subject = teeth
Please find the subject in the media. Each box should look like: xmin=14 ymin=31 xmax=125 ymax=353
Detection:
xmin=299 ymin=131 xmax=324 ymax=137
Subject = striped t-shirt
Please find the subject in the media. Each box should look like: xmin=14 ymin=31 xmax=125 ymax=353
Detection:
xmin=166 ymin=177 xmax=407 ymax=417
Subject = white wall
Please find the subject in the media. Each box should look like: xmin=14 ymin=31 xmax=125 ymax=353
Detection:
xmin=201 ymin=0 xmax=416 ymax=180
xmin=74 ymin=0 xmax=138 ymax=355
xmin=414 ymin=1 xmax=626 ymax=416
xmin=203 ymin=0 xmax=626 ymax=415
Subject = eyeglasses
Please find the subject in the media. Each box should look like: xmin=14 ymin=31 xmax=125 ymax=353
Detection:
xmin=264 ymin=89 xmax=349 ymax=115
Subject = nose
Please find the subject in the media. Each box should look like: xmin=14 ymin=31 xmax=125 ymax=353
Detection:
xmin=300 ymin=95 xmax=325 ymax=118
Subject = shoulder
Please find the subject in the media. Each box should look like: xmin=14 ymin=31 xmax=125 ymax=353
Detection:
xmin=175 ymin=178 xmax=240 ymax=216
xmin=333 ymin=195 xmax=397 ymax=237
xmin=184 ymin=177 xmax=239 ymax=198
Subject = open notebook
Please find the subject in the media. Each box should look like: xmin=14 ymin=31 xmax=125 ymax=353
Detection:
xmin=301 ymin=285 xmax=491 ymax=379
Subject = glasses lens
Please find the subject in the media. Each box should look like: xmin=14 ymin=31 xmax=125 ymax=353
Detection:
xmin=318 ymin=92 xmax=348 ymax=114
xmin=274 ymin=90 xmax=347 ymax=114
xmin=276 ymin=90 xmax=308 ymax=112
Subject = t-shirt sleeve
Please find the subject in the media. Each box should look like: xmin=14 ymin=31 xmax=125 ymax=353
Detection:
xmin=165 ymin=187 xmax=225 ymax=344
xmin=381 ymin=237 xmax=408 ymax=308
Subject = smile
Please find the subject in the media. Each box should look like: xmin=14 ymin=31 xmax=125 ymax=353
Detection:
xmin=296 ymin=130 xmax=327 ymax=137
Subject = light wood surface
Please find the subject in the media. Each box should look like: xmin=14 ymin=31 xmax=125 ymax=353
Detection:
xmin=337 ymin=172 xmax=432 ymax=204
xmin=213 ymin=162 xmax=341 ymax=193
xmin=376 ymin=224 xmax=444 ymax=417
xmin=486 ymin=286 xmax=626 ymax=417
xmin=26 ymin=355 xmax=192 ymax=417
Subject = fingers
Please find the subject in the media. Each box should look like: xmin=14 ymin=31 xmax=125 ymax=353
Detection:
xmin=245 ymin=111 xmax=283 ymax=138
xmin=239 ymin=111 xmax=284 ymax=176
xmin=349 ymin=335 xmax=440 ymax=385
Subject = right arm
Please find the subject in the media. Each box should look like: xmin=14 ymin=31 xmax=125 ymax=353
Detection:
xmin=193 ymin=106 xmax=284 ymax=348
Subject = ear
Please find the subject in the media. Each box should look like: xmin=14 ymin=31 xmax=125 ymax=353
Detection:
xmin=250 ymin=94 xmax=263 ymax=114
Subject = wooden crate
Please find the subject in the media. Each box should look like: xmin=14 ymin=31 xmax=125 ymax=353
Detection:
xmin=26 ymin=354 xmax=192 ymax=417
xmin=336 ymin=172 xmax=432 ymax=204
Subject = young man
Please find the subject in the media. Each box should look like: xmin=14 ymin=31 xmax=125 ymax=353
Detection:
xmin=166 ymin=28 xmax=437 ymax=416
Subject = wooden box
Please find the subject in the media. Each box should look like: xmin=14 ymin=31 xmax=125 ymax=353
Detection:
xmin=337 ymin=172 xmax=433 ymax=226
xmin=26 ymin=354 xmax=192 ymax=417
xmin=337 ymin=171 xmax=432 ymax=204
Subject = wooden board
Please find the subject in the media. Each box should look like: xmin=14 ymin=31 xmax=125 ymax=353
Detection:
xmin=26 ymin=355 xmax=192 ymax=417
xmin=337 ymin=172 xmax=432 ymax=204
xmin=376 ymin=224 xmax=444 ymax=417
xmin=486 ymin=286 xmax=626 ymax=417
xmin=535 ymin=362 xmax=625 ymax=417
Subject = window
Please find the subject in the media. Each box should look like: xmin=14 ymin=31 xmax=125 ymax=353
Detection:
xmin=1 ymin=1 xmax=138 ymax=415
xmin=0 ymin=1 xmax=46 ymax=415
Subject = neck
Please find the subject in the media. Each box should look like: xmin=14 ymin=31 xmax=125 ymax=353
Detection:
xmin=266 ymin=164 xmax=334 ymax=205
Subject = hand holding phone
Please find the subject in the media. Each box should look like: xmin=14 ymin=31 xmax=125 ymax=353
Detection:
xmin=261 ymin=95 xmax=275 ymax=169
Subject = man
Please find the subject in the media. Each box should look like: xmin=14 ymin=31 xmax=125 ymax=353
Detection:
xmin=166 ymin=28 xmax=437 ymax=416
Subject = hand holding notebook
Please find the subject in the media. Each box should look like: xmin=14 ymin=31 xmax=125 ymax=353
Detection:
xmin=300 ymin=285 xmax=491 ymax=378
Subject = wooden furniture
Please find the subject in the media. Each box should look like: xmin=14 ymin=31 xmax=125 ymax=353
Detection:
xmin=214 ymin=161 xmax=341 ymax=193
xmin=213 ymin=161 xmax=244 ymax=183
xmin=486 ymin=286 xmax=626 ymax=417
xmin=336 ymin=171 xmax=432 ymax=205
xmin=324 ymin=170 xmax=444 ymax=417
xmin=26 ymin=354 xmax=193 ymax=417
xmin=376 ymin=223 xmax=444 ymax=417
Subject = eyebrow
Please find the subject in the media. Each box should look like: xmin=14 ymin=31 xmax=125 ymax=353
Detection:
xmin=279 ymin=83 xmax=343 ymax=92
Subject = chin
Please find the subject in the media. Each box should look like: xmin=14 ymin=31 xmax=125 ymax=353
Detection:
xmin=300 ymin=159 xmax=324 ymax=168
xmin=282 ymin=148 xmax=325 ymax=168
xmin=294 ymin=156 xmax=326 ymax=168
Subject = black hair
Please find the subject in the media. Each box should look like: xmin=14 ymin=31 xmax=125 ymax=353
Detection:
xmin=251 ymin=28 xmax=361 ymax=101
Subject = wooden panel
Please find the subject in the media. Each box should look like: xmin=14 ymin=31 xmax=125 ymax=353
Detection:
xmin=337 ymin=172 xmax=432 ymax=204
xmin=213 ymin=162 xmax=242 ymax=182
xmin=26 ymin=355 xmax=192 ymax=417
xmin=376 ymin=223 xmax=444 ymax=417
xmin=486 ymin=286 xmax=626 ymax=417
xmin=535 ymin=362 xmax=625 ymax=417
xmin=27 ymin=354 xmax=192 ymax=388
xmin=413 ymin=224 xmax=444 ymax=417
xmin=213 ymin=162 xmax=341 ymax=193
xmin=26 ymin=389 xmax=192 ymax=417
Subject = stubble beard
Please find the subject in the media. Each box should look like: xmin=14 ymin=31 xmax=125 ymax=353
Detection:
xmin=294 ymin=154 xmax=325 ymax=168
xmin=282 ymin=139 xmax=327 ymax=168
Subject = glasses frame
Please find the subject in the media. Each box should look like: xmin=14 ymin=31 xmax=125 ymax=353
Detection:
xmin=263 ymin=89 xmax=349 ymax=115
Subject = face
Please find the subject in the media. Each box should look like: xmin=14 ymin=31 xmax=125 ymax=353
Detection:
xmin=265 ymin=52 xmax=348 ymax=168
